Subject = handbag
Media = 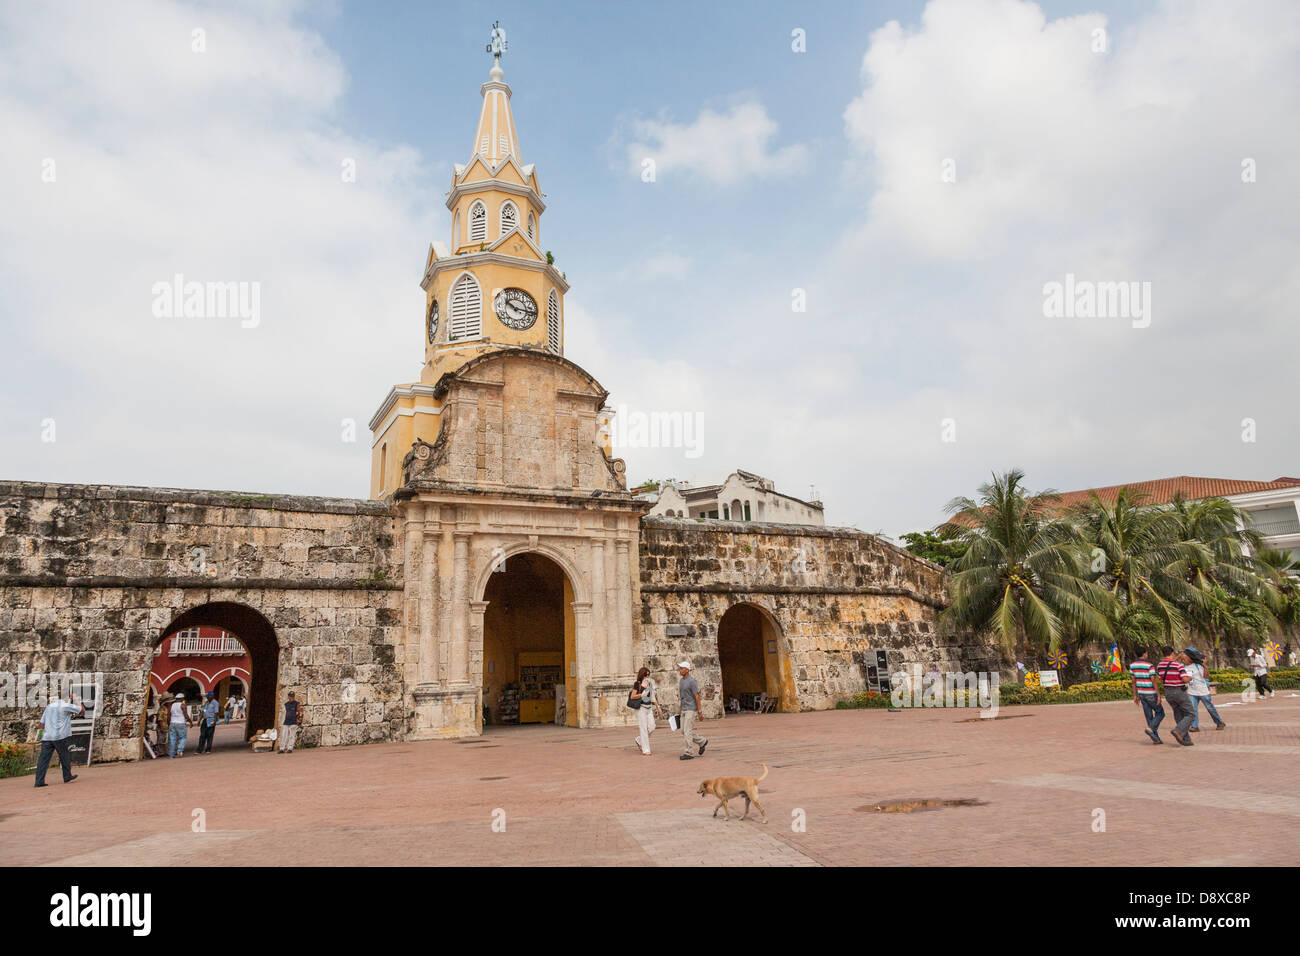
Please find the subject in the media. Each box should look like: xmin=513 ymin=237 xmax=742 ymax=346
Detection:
xmin=626 ymin=687 xmax=642 ymax=710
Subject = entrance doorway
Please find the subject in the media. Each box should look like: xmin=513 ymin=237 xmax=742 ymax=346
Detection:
xmin=481 ymin=552 xmax=576 ymax=727
xmin=717 ymin=603 xmax=790 ymax=713
xmin=145 ymin=602 xmax=280 ymax=757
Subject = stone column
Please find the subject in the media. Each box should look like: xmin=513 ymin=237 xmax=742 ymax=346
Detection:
xmin=616 ymin=537 xmax=633 ymax=677
xmin=403 ymin=503 xmax=423 ymax=687
xmin=451 ymin=531 xmax=472 ymax=684
xmin=571 ymin=601 xmax=593 ymax=728
xmin=438 ymin=526 xmax=453 ymax=683
xmin=418 ymin=503 xmax=439 ymax=686
xmin=588 ymin=539 xmax=606 ymax=677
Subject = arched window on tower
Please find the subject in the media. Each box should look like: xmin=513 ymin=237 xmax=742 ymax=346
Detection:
xmin=468 ymin=201 xmax=487 ymax=243
xmin=527 ymin=212 xmax=536 ymax=241
xmin=453 ymin=211 xmax=460 ymax=251
xmin=547 ymin=289 xmax=561 ymax=354
xmin=449 ymin=273 xmax=482 ymax=341
xmin=500 ymin=201 xmax=518 ymax=237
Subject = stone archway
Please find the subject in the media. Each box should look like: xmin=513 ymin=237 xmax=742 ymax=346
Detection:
xmin=479 ymin=551 xmax=576 ymax=726
xmin=717 ymin=602 xmax=794 ymax=712
xmin=156 ymin=602 xmax=280 ymax=742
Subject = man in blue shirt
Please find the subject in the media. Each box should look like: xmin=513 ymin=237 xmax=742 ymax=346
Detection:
xmin=197 ymin=691 xmax=220 ymax=754
xmin=34 ymin=693 xmax=86 ymax=787
xmin=677 ymin=661 xmax=708 ymax=761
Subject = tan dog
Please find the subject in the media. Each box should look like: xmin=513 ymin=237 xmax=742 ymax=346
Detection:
xmin=698 ymin=764 xmax=769 ymax=823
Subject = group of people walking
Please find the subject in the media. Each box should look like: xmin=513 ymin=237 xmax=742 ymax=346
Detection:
xmin=1130 ymin=645 xmax=1277 ymax=746
xmin=628 ymin=660 xmax=710 ymax=760
xmin=146 ymin=689 xmax=248 ymax=758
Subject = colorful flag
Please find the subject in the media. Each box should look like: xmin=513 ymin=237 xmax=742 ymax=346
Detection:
xmin=1105 ymin=643 xmax=1122 ymax=673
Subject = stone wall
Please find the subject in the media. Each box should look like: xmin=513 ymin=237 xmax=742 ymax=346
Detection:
xmin=0 ymin=481 xmax=405 ymax=761
xmin=637 ymin=517 xmax=999 ymax=715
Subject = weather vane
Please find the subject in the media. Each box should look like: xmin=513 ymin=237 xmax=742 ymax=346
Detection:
xmin=486 ymin=20 xmax=508 ymax=63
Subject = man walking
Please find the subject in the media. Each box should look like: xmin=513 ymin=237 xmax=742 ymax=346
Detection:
xmin=168 ymin=692 xmax=191 ymax=758
xmin=278 ymin=691 xmax=303 ymax=754
xmin=34 ymin=692 xmax=86 ymax=787
xmin=1246 ymin=649 xmax=1275 ymax=699
xmin=197 ymin=691 xmax=220 ymax=754
xmin=677 ymin=661 xmax=708 ymax=761
xmin=1129 ymin=647 xmax=1164 ymax=744
xmin=1156 ymin=646 xmax=1196 ymax=746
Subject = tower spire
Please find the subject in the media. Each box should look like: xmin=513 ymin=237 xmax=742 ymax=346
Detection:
xmin=473 ymin=20 xmax=519 ymax=166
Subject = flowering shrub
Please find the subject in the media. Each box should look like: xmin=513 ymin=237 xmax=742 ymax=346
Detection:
xmin=0 ymin=742 xmax=35 ymax=778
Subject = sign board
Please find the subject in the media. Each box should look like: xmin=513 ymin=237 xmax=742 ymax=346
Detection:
xmin=65 ymin=678 xmax=103 ymax=767
xmin=1038 ymin=669 xmax=1060 ymax=689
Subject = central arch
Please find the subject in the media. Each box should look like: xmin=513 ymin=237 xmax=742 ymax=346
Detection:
xmin=478 ymin=551 xmax=578 ymax=727
xmin=152 ymin=602 xmax=281 ymax=748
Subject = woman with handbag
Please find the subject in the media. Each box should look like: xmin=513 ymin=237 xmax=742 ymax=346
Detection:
xmin=630 ymin=667 xmax=664 ymax=756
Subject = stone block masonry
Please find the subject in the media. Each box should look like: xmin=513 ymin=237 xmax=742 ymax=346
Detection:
xmin=637 ymin=517 xmax=999 ymax=716
xmin=0 ymin=481 xmax=405 ymax=761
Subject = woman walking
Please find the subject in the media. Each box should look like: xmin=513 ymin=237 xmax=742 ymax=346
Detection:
xmin=1183 ymin=647 xmax=1225 ymax=732
xmin=631 ymin=667 xmax=664 ymax=756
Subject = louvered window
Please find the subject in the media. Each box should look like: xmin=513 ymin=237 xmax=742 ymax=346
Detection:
xmin=468 ymin=201 xmax=487 ymax=242
xmin=479 ymin=136 xmax=489 ymax=155
xmin=547 ymin=289 xmax=561 ymax=353
xmin=527 ymin=212 xmax=535 ymax=240
xmin=500 ymin=201 xmax=518 ymax=236
xmin=499 ymin=134 xmax=510 ymax=157
xmin=450 ymin=273 xmax=482 ymax=341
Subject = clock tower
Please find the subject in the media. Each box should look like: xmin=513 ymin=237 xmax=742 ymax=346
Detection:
xmin=369 ymin=31 xmax=568 ymax=497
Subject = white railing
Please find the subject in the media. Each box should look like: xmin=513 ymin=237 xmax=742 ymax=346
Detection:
xmin=169 ymin=632 xmax=245 ymax=656
xmin=1249 ymin=518 xmax=1300 ymax=537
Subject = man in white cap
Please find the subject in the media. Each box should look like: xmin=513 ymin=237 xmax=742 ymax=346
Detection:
xmin=677 ymin=661 xmax=708 ymax=760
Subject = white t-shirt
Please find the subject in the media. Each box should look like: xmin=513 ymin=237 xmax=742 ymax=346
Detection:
xmin=169 ymin=700 xmax=187 ymax=725
xmin=1184 ymin=663 xmax=1211 ymax=697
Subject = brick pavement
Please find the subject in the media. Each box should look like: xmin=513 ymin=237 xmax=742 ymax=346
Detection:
xmin=2 ymin=693 xmax=1296 ymax=866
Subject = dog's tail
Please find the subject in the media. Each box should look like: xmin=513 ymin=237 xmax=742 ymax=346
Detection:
xmin=758 ymin=763 xmax=769 ymax=783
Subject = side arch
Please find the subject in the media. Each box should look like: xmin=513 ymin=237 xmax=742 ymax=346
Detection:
xmin=154 ymin=602 xmax=281 ymax=741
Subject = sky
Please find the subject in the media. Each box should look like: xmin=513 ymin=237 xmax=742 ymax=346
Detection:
xmin=1 ymin=0 xmax=1297 ymax=537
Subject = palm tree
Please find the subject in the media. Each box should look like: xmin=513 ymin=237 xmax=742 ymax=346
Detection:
xmin=1070 ymin=487 xmax=1200 ymax=642
xmin=939 ymin=469 xmax=1113 ymax=662
xmin=1164 ymin=495 xmax=1275 ymax=666
xmin=1255 ymin=548 xmax=1300 ymax=652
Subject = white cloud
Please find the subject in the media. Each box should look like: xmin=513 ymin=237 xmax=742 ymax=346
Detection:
xmin=617 ymin=100 xmax=808 ymax=185
xmin=0 ymin=0 xmax=438 ymax=498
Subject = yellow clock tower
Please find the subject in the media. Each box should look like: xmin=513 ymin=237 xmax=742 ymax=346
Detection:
xmin=369 ymin=30 xmax=568 ymax=497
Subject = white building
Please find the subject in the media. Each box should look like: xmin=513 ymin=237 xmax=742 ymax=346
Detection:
xmin=1054 ymin=475 xmax=1300 ymax=564
xmin=638 ymin=470 xmax=826 ymax=526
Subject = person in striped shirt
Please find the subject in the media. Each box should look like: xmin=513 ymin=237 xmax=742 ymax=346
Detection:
xmin=1129 ymin=648 xmax=1164 ymax=745
xmin=1156 ymin=646 xmax=1197 ymax=746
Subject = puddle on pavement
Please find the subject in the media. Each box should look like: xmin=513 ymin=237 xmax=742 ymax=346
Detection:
xmin=479 ymin=776 xmax=508 ymax=781
xmin=957 ymin=714 xmax=1034 ymax=723
xmin=856 ymin=798 xmax=987 ymax=813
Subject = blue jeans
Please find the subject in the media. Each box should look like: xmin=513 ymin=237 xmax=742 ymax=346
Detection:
xmin=168 ymin=723 xmax=187 ymax=757
xmin=1192 ymin=694 xmax=1222 ymax=728
xmin=1138 ymin=695 xmax=1164 ymax=733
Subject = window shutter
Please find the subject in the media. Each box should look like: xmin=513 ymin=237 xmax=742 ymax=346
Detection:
xmin=527 ymin=213 xmax=535 ymax=240
xmin=468 ymin=201 xmax=486 ymax=242
xmin=500 ymin=202 xmax=518 ymax=235
xmin=547 ymin=289 xmax=561 ymax=353
xmin=450 ymin=274 xmax=482 ymax=341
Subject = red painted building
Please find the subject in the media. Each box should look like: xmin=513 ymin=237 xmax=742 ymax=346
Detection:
xmin=149 ymin=626 xmax=251 ymax=707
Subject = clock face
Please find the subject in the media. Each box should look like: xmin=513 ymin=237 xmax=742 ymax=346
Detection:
xmin=427 ymin=299 xmax=439 ymax=342
xmin=493 ymin=288 xmax=538 ymax=330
